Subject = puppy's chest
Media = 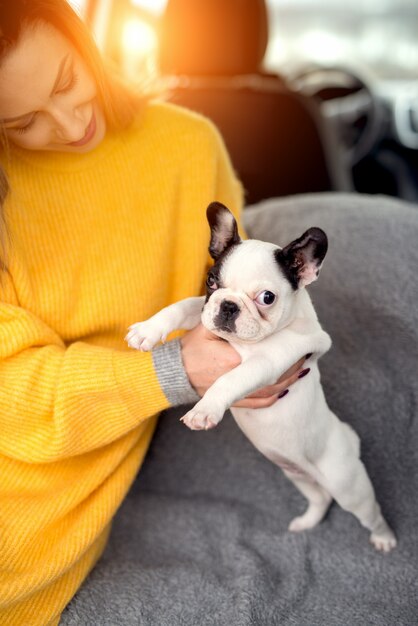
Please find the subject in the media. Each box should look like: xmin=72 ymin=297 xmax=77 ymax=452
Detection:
xmin=231 ymin=405 xmax=313 ymax=476
xmin=231 ymin=403 xmax=309 ymax=457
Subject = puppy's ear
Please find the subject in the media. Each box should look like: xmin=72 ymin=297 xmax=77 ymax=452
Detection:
xmin=206 ymin=202 xmax=241 ymax=260
xmin=276 ymin=227 xmax=328 ymax=289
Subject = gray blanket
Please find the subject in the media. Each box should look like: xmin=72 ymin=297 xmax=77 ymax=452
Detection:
xmin=62 ymin=193 xmax=418 ymax=626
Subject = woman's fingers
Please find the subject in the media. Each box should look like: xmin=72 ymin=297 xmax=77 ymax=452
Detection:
xmin=232 ymin=394 xmax=283 ymax=409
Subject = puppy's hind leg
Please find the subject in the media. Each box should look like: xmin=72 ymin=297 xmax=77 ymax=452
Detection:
xmin=284 ymin=471 xmax=333 ymax=532
xmin=318 ymin=456 xmax=397 ymax=552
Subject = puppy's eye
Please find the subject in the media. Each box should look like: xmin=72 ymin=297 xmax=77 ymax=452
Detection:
xmin=255 ymin=290 xmax=276 ymax=306
xmin=206 ymin=274 xmax=218 ymax=290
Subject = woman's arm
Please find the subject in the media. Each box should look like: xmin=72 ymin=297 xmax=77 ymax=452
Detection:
xmin=0 ymin=301 xmax=170 ymax=463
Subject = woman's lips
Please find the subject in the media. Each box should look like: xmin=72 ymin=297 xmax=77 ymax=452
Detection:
xmin=68 ymin=112 xmax=97 ymax=147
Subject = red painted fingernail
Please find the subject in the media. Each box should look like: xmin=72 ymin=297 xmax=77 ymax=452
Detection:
xmin=306 ymin=353 xmax=313 ymax=359
xmin=278 ymin=389 xmax=289 ymax=399
xmin=298 ymin=368 xmax=310 ymax=379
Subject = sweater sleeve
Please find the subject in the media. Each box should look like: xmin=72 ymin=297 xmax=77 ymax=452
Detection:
xmin=0 ymin=283 xmax=170 ymax=463
xmin=152 ymin=338 xmax=200 ymax=406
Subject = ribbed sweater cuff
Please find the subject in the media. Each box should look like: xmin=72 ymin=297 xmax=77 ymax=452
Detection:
xmin=152 ymin=339 xmax=200 ymax=406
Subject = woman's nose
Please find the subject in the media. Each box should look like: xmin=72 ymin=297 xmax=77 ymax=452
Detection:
xmin=50 ymin=105 xmax=86 ymax=142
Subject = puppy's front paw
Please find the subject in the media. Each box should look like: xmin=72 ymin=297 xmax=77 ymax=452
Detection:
xmin=125 ymin=321 xmax=167 ymax=352
xmin=180 ymin=404 xmax=223 ymax=431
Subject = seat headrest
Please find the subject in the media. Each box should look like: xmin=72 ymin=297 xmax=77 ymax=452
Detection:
xmin=158 ymin=0 xmax=269 ymax=76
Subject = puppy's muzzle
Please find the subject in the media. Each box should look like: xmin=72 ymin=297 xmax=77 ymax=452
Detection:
xmin=215 ymin=299 xmax=240 ymax=332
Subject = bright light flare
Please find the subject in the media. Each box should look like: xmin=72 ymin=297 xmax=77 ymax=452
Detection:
xmin=122 ymin=19 xmax=158 ymax=57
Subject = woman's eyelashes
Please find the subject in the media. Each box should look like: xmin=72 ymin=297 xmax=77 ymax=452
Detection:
xmin=14 ymin=66 xmax=79 ymax=134
xmin=56 ymin=68 xmax=79 ymax=95
xmin=16 ymin=116 xmax=37 ymax=134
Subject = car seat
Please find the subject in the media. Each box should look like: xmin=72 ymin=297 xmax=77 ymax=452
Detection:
xmin=158 ymin=0 xmax=352 ymax=205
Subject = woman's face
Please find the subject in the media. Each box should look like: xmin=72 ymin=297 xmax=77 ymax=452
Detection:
xmin=0 ymin=21 xmax=106 ymax=153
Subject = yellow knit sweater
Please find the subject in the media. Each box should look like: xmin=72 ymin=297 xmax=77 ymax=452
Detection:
xmin=0 ymin=101 xmax=242 ymax=625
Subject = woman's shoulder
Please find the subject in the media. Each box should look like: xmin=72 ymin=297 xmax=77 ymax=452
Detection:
xmin=138 ymin=100 xmax=221 ymax=144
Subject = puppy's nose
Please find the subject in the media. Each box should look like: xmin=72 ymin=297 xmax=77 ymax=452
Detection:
xmin=220 ymin=300 xmax=240 ymax=320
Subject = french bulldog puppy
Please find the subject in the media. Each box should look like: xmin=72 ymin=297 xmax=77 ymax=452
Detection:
xmin=126 ymin=202 xmax=396 ymax=552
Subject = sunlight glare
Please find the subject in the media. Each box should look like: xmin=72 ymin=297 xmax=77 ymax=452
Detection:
xmin=122 ymin=18 xmax=158 ymax=57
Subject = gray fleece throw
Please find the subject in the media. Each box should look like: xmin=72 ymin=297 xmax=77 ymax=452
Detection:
xmin=62 ymin=193 xmax=418 ymax=626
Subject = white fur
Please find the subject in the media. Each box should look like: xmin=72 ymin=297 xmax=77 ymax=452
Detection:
xmin=126 ymin=240 xmax=396 ymax=552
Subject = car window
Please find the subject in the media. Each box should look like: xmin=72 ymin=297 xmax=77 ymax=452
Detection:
xmin=264 ymin=0 xmax=418 ymax=80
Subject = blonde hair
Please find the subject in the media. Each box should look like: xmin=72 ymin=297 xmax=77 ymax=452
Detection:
xmin=0 ymin=0 xmax=152 ymax=266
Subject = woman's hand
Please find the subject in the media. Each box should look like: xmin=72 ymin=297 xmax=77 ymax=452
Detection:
xmin=180 ymin=324 xmax=307 ymax=409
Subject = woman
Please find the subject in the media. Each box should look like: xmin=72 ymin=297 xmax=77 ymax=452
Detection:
xmin=0 ymin=1 xmax=305 ymax=623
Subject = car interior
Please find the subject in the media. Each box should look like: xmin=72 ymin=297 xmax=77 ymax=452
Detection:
xmin=61 ymin=1 xmax=418 ymax=624
xmin=81 ymin=0 xmax=418 ymax=205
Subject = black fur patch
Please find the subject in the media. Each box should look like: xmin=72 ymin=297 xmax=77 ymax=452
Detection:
xmin=204 ymin=243 xmax=240 ymax=302
xmin=275 ymin=227 xmax=328 ymax=290
xmin=275 ymin=249 xmax=299 ymax=290
xmin=205 ymin=268 xmax=222 ymax=303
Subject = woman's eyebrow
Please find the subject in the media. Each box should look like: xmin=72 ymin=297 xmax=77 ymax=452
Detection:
xmin=0 ymin=53 xmax=71 ymax=125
